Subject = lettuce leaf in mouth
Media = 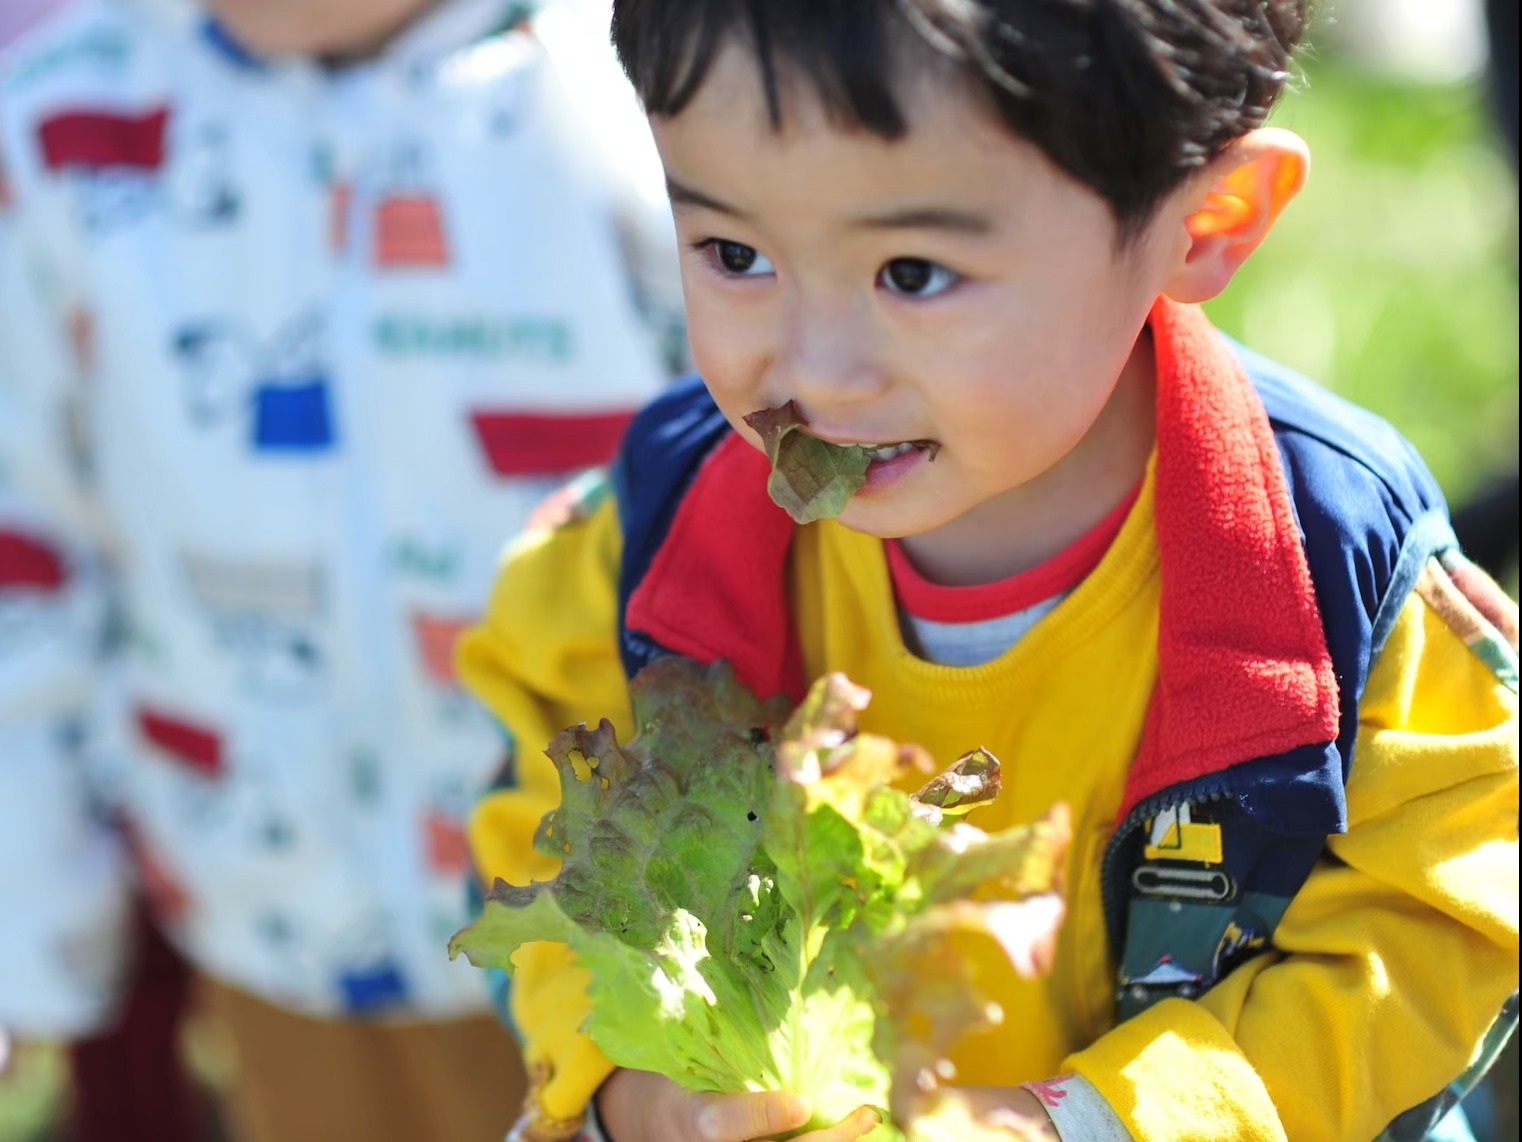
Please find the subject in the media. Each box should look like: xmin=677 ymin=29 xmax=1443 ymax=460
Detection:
xmin=744 ymin=402 xmax=873 ymax=524
xmin=450 ymin=658 xmax=1068 ymax=1140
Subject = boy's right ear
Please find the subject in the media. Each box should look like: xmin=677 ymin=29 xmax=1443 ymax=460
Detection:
xmin=1162 ymin=128 xmax=1309 ymax=304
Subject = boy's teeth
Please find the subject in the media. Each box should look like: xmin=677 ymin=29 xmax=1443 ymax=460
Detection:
xmin=864 ymin=442 xmax=916 ymax=462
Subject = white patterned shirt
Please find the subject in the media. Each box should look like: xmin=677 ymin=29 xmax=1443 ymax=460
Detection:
xmin=0 ymin=0 xmax=680 ymax=1031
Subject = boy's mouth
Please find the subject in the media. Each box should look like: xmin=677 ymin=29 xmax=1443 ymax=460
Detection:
xmin=743 ymin=402 xmax=938 ymax=524
xmin=860 ymin=441 xmax=929 ymax=463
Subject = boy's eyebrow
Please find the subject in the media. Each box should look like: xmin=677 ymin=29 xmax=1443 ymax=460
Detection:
xmin=667 ymin=177 xmax=992 ymax=235
xmin=666 ymin=177 xmax=751 ymax=219
xmin=850 ymin=207 xmax=994 ymax=235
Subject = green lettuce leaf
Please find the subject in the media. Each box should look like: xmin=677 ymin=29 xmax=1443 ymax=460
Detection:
xmin=450 ymin=659 xmax=1068 ymax=1138
xmin=744 ymin=402 xmax=872 ymax=524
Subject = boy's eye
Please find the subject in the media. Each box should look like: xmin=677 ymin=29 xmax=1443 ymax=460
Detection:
xmin=711 ymin=240 xmax=774 ymax=277
xmin=879 ymin=257 xmax=958 ymax=297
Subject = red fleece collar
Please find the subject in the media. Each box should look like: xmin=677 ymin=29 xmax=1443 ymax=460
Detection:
xmin=626 ymin=299 xmax=1339 ymax=817
xmin=1124 ymin=299 xmax=1339 ymax=818
xmin=628 ymin=434 xmax=805 ymax=700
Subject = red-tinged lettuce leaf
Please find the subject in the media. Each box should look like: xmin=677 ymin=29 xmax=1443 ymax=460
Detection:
xmin=450 ymin=658 xmax=795 ymax=1087
xmin=528 ymin=665 xmax=791 ymax=954
xmin=912 ymin=748 xmax=1001 ymax=821
xmin=744 ymin=401 xmax=871 ymax=524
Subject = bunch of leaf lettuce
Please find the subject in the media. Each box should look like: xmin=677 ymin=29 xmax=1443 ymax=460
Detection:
xmin=451 ymin=658 xmax=1068 ymax=1140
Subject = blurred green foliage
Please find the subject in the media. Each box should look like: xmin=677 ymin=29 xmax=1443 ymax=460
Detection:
xmin=0 ymin=1042 xmax=61 ymax=1142
xmin=1206 ymin=59 xmax=1519 ymax=508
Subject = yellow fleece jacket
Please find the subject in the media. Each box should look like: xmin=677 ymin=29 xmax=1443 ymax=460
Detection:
xmin=460 ymin=477 xmax=1518 ymax=1142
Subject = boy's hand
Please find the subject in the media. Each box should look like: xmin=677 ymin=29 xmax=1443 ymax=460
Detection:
xmin=596 ymin=1068 xmax=882 ymax=1142
xmin=908 ymin=1085 xmax=1059 ymax=1141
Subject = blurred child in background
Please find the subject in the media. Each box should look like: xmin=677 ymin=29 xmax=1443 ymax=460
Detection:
xmin=0 ymin=1 xmax=681 ymax=1139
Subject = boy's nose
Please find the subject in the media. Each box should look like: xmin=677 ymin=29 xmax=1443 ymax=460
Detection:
xmin=776 ymin=296 xmax=888 ymax=410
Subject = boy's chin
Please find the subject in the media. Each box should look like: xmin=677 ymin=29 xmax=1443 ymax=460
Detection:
xmin=200 ymin=14 xmax=322 ymax=58
xmin=201 ymin=1 xmax=431 ymax=62
xmin=830 ymin=501 xmax=934 ymax=542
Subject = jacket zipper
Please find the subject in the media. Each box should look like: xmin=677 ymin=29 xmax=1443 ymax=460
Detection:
xmin=1099 ymin=777 xmax=1238 ymax=961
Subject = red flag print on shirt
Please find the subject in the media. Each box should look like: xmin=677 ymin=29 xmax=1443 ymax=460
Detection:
xmin=38 ymin=107 xmax=170 ymax=171
xmin=411 ymin=612 xmax=473 ymax=687
xmin=423 ymin=812 xmax=472 ymax=875
xmin=468 ymin=409 xmax=635 ymax=478
xmin=135 ymin=706 xmax=225 ymax=778
xmin=0 ymin=530 xmax=66 ymax=591
xmin=374 ymin=193 xmax=449 ymax=267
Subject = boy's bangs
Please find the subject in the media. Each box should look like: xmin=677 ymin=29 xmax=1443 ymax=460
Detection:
xmin=612 ymin=0 xmax=1310 ymax=237
xmin=612 ymin=0 xmax=912 ymax=137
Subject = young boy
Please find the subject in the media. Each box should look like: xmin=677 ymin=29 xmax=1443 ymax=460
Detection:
xmin=460 ymin=2 xmax=1520 ymax=1141
xmin=0 ymin=0 xmax=680 ymax=1138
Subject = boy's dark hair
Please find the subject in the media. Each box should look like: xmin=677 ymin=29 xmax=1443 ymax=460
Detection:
xmin=612 ymin=0 xmax=1310 ymax=239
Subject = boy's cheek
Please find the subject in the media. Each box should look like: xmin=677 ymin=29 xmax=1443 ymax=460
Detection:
xmin=685 ymin=314 xmax=771 ymax=402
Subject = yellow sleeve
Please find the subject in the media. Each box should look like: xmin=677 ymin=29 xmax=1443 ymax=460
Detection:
xmin=459 ymin=489 xmax=633 ymax=1133
xmin=1067 ymin=570 xmax=1519 ymax=1142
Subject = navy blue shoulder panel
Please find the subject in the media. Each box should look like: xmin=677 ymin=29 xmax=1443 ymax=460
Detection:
xmin=1233 ymin=341 xmax=1454 ymax=794
xmin=610 ymin=376 xmax=731 ymax=678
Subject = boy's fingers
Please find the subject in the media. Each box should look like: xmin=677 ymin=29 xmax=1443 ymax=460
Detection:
xmin=801 ymin=1106 xmax=883 ymax=1140
xmin=691 ymin=1090 xmax=812 ymax=1141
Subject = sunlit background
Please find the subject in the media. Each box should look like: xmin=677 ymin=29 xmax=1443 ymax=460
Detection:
xmin=1206 ymin=0 xmax=1518 ymax=540
xmin=2 ymin=0 xmax=1517 ymax=1138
